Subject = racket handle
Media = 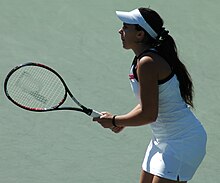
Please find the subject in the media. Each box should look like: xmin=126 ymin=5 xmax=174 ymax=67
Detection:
xmin=90 ymin=110 xmax=102 ymax=118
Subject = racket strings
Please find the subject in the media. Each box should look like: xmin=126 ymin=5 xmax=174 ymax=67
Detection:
xmin=7 ymin=66 xmax=66 ymax=109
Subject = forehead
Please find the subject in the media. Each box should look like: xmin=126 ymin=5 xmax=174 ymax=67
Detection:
xmin=123 ymin=23 xmax=135 ymax=26
xmin=123 ymin=23 xmax=137 ymax=29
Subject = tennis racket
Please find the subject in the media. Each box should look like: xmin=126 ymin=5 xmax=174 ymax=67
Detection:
xmin=4 ymin=62 xmax=101 ymax=117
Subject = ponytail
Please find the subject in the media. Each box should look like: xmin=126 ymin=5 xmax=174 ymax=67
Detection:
xmin=155 ymin=35 xmax=194 ymax=108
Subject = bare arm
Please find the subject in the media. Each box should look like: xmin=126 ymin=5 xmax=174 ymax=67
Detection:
xmin=115 ymin=56 xmax=158 ymax=127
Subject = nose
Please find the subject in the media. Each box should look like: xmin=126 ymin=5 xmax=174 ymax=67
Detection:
xmin=118 ymin=28 xmax=123 ymax=34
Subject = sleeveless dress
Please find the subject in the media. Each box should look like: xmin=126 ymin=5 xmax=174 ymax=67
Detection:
xmin=129 ymin=51 xmax=207 ymax=181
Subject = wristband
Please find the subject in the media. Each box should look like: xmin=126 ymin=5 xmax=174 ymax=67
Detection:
xmin=112 ymin=115 xmax=117 ymax=127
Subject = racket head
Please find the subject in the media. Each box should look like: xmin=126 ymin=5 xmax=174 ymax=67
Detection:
xmin=4 ymin=62 xmax=68 ymax=112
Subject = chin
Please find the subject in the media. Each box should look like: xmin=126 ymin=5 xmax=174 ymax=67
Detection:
xmin=122 ymin=43 xmax=129 ymax=49
xmin=123 ymin=45 xmax=131 ymax=50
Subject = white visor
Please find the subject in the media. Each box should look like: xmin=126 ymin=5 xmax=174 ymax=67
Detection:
xmin=116 ymin=9 xmax=158 ymax=39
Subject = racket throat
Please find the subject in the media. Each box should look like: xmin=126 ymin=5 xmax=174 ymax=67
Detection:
xmin=81 ymin=105 xmax=93 ymax=116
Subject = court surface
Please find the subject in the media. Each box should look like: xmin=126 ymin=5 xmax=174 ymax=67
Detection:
xmin=0 ymin=0 xmax=219 ymax=182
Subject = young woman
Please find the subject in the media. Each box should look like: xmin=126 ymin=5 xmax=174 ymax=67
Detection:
xmin=93 ymin=7 xmax=207 ymax=183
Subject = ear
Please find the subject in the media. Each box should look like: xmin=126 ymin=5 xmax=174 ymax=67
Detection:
xmin=136 ymin=30 xmax=145 ymax=41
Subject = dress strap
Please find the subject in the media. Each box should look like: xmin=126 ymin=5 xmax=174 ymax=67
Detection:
xmin=131 ymin=48 xmax=159 ymax=82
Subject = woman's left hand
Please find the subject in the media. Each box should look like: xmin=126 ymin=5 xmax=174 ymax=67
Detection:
xmin=93 ymin=112 xmax=114 ymax=128
xmin=93 ymin=112 xmax=125 ymax=133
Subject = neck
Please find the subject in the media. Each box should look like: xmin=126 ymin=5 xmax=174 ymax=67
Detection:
xmin=132 ymin=45 xmax=151 ymax=57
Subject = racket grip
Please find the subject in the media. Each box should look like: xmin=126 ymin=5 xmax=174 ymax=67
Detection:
xmin=90 ymin=110 xmax=102 ymax=118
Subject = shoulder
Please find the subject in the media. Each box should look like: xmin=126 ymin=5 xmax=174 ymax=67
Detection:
xmin=137 ymin=55 xmax=159 ymax=77
xmin=137 ymin=52 xmax=171 ymax=82
xmin=138 ymin=55 xmax=156 ymax=67
xmin=137 ymin=50 xmax=162 ymax=68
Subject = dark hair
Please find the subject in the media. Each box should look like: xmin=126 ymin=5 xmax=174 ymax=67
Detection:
xmin=136 ymin=7 xmax=194 ymax=108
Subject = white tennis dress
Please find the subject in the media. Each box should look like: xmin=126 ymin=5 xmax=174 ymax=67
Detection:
xmin=129 ymin=60 xmax=207 ymax=181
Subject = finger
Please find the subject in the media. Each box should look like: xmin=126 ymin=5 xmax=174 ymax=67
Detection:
xmin=93 ymin=111 xmax=109 ymax=121
xmin=93 ymin=117 xmax=99 ymax=121
xmin=111 ymin=127 xmax=125 ymax=133
xmin=116 ymin=127 xmax=124 ymax=133
xmin=101 ymin=112 xmax=108 ymax=115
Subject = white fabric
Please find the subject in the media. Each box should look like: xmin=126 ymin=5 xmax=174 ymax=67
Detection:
xmin=129 ymin=68 xmax=207 ymax=181
xmin=116 ymin=9 xmax=158 ymax=39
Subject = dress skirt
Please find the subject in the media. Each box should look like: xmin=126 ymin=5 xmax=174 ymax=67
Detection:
xmin=142 ymin=125 xmax=207 ymax=181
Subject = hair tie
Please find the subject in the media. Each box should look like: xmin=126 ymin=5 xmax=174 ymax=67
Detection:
xmin=153 ymin=27 xmax=169 ymax=48
xmin=158 ymin=27 xmax=169 ymax=40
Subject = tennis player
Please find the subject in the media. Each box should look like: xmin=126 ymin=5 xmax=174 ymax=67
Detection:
xmin=93 ymin=7 xmax=207 ymax=183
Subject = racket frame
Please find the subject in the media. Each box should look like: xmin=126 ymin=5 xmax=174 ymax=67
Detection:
xmin=4 ymin=62 xmax=101 ymax=117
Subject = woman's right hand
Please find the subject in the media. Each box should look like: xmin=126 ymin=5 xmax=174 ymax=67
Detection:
xmin=111 ymin=126 xmax=125 ymax=133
